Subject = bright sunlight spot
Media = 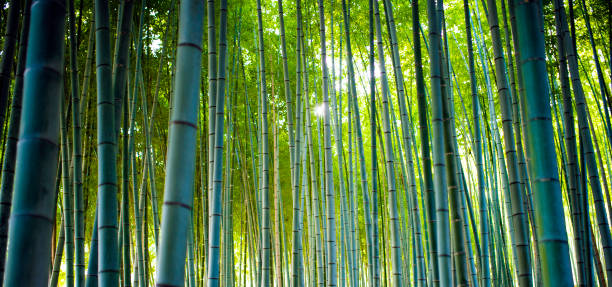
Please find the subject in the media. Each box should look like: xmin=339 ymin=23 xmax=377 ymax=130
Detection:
xmin=313 ymin=103 xmax=326 ymax=117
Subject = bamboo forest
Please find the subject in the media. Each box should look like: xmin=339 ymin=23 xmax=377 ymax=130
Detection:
xmin=0 ymin=0 xmax=611 ymax=286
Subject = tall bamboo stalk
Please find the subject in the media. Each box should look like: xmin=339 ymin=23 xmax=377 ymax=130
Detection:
xmin=94 ymin=0 xmax=120 ymax=285
xmin=60 ymin=95 xmax=74 ymax=287
xmin=0 ymin=0 xmax=29 ymax=281
xmin=112 ymin=3 xmax=135 ymax=284
xmin=512 ymin=0 xmax=574 ymax=285
xmin=0 ymin=0 xmax=20 ymax=147
xmin=255 ymin=0 xmax=271 ymax=285
xmin=412 ymin=0 xmax=438 ymax=284
xmin=68 ymin=0 xmax=86 ymax=284
xmin=372 ymin=1 xmax=403 ymax=285
xmin=367 ymin=1 xmax=380 ymax=285
xmin=3 ymin=0 xmax=65 ymax=285
xmin=339 ymin=2 xmax=373 ymax=286
xmin=85 ymin=211 xmax=99 ymax=287
xmin=552 ymin=0 xmax=585 ymax=284
xmin=156 ymin=0 xmax=203 ymax=285
xmin=552 ymin=0 xmax=612 ymax=282
xmin=462 ymin=1 xmax=489 ymax=286
xmin=291 ymin=0 xmax=304 ymax=284
xmin=50 ymin=217 xmax=65 ymax=287
xmin=277 ymin=0 xmax=296 ymax=189
xmin=484 ymin=0 xmax=532 ymax=284
xmin=207 ymin=0 xmax=229 ymax=286
xmin=315 ymin=0 xmax=338 ymax=286
xmin=425 ymin=0 xmax=452 ymax=284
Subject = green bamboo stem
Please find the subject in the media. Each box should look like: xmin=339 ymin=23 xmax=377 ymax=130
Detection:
xmin=512 ymin=0 xmax=574 ymax=285
xmin=206 ymin=0 xmax=218 ymax=237
xmin=155 ymin=0 xmax=203 ymax=285
xmin=67 ymin=0 xmax=86 ymax=285
xmin=471 ymin=3 xmax=514 ymax=283
xmin=85 ymin=208 xmax=99 ymax=287
xmin=339 ymin=3 xmax=360 ymax=283
xmin=0 ymin=0 xmax=20 ymax=148
xmin=94 ymin=0 xmax=120 ymax=285
xmin=552 ymin=0 xmax=612 ymax=282
xmin=438 ymin=11 xmax=471 ymax=284
xmin=315 ymin=0 xmax=338 ymax=286
xmin=149 ymin=0 xmax=177 ymax=249
xmin=277 ymin=0 xmax=296 ymax=189
xmin=301 ymin=19 xmax=326 ymax=285
xmin=330 ymin=4 xmax=355 ymax=286
xmin=366 ymin=1 xmax=380 ymax=285
xmin=111 ymin=2 xmax=134 ymax=284
xmin=372 ymin=1 xmax=403 ymax=285
xmin=0 ymin=0 xmax=29 ymax=280
xmin=484 ymin=0 xmax=533 ymax=284
xmin=552 ymin=3 xmax=586 ymax=285
xmin=60 ymin=94 xmax=75 ymax=287
xmin=3 ymin=1 xmax=65 ymax=285
xmin=291 ymin=1 xmax=304 ymax=284
xmin=188 ymin=218 xmax=197 ymax=287
xmin=425 ymin=0 xmax=452 ymax=283
xmin=381 ymin=1 xmax=427 ymax=285
xmin=49 ymin=217 xmax=65 ymax=287
xmin=578 ymin=0 xmax=612 ymax=148
xmin=273 ymin=108 xmax=283 ymax=287
xmin=411 ymin=0 xmax=438 ymax=284
xmin=340 ymin=2 xmax=374 ymax=286
xmin=79 ymin=22 xmax=94 ymax=126
xmin=462 ymin=1 xmax=490 ymax=286
xmin=120 ymin=86 xmax=131 ymax=287
xmin=206 ymin=0 xmax=229 ymax=285
xmin=505 ymin=0 xmax=542 ymax=282
xmin=130 ymin=65 xmax=147 ymax=287
xmin=221 ymin=78 xmax=236 ymax=286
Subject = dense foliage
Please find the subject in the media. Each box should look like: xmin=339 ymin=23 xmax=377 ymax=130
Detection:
xmin=0 ymin=0 xmax=610 ymax=286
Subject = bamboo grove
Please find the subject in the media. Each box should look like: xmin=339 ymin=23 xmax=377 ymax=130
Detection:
xmin=0 ymin=0 xmax=609 ymax=286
